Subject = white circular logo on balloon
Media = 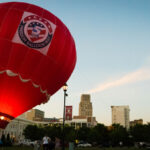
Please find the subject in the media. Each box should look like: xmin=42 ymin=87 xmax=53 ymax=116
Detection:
xmin=18 ymin=15 xmax=53 ymax=49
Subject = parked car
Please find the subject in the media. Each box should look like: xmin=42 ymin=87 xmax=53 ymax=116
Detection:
xmin=135 ymin=142 xmax=150 ymax=148
xmin=18 ymin=139 xmax=37 ymax=146
xmin=29 ymin=141 xmax=36 ymax=147
xmin=18 ymin=139 xmax=31 ymax=146
xmin=77 ymin=142 xmax=92 ymax=147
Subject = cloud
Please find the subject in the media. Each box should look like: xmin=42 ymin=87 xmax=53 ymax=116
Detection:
xmin=88 ymin=67 xmax=150 ymax=94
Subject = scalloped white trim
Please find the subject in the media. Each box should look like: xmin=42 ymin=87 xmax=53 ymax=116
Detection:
xmin=0 ymin=70 xmax=50 ymax=104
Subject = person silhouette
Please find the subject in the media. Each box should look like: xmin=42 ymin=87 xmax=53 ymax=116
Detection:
xmin=43 ymin=135 xmax=51 ymax=150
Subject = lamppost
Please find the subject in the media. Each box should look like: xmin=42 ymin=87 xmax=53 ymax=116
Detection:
xmin=62 ymin=83 xmax=68 ymax=150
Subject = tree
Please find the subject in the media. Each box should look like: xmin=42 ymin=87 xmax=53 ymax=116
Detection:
xmin=43 ymin=125 xmax=61 ymax=140
xmin=23 ymin=125 xmax=44 ymax=141
xmin=130 ymin=124 xmax=150 ymax=142
xmin=76 ymin=126 xmax=91 ymax=142
xmin=64 ymin=126 xmax=76 ymax=142
xmin=90 ymin=123 xmax=109 ymax=146
xmin=109 ymin=124 xmax=128 ymax=146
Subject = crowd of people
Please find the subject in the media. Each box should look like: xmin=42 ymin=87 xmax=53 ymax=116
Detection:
xmin=34 ymin=135 xmax=60 ymax=150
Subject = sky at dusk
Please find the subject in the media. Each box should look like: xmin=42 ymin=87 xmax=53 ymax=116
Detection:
xmin=1 ymin=0 xmax=150 ymax=125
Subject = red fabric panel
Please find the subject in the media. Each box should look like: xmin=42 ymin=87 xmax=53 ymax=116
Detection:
xmin=0 ymin=39 xmax=12 ymax=70
xmin=11 ymin=2 xmax=31 ymax=11
xmin=26 ymin=3 xmax=44 ymax=17
xmin=18 ymin=48 xmax=43 ymax=80
xmin=0 ymin=8 xmax=23 ymax=41
xmin=0 ymin=73 xmax=47 ymax=118
xmin=0 ymin=8 xmax=9 ymax=28
xmin=7 ymin=44 xmax=29 ymax=73
xmin=42 ymin=8 xmax=57 ymax=25
xmin=0 ymin=2 xmax=13 ymax=9
xmin=47 ymin=26 xmax=67 ymax=62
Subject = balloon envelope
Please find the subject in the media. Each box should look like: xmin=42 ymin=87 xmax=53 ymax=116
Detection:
xmin=0 ymin=2 xmax=76 ymax=128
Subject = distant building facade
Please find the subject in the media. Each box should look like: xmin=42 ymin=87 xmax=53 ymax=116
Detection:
xmin=50 ymin=116 xmax=97 ymax=129
xmin=25 ymin=109 xmax=44 ymax=121
xmin=77 ymin=94 xmax=97 ymax=127
xmin=0 ymin=109 xmax=59 ymax=141
xmin=130 ymin=119 xmax=143 ymax=127
xmin=0 ymin=117 xmax=34 ymax=141
xmin=79 ymin=94 xmax=92 ymax=117
xmin=111 ymin=105 xmax=130 ymax=129
xmin=43 ymin=117 xmax=59 ymax=122
xmin=73 ymin=116 xmax=97 ymax=127
xmin=0 ymin=98 xmax=98 ymax=142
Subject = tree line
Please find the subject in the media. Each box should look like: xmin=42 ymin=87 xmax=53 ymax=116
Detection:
xmin=23 ymin=123 xmax=150 ymax=147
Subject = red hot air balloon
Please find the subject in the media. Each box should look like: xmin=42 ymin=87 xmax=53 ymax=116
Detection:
xmin=0 ymin=2 xmax=76 ymax=128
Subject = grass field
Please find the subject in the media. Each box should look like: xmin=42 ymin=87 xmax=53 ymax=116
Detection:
xmin=76 ymin=148 xmax=147 ymax=150
xmin=0 ymin=147 xmax=148 ymax=150
xmin=0 ymin=146 xmax=31 ymax=150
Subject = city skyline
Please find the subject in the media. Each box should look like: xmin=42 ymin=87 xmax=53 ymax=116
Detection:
xmin=1 ymin=0 xmax=150 ymax=125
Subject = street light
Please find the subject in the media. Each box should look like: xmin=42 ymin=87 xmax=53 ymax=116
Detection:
xmin=62 ymin=83 xmax=68 ymax=150
xmin=0 ymin=116 xmax=4 ymax=120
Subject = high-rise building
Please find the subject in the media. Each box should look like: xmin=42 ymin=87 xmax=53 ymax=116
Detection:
xmin=111 ymin=105 xmax=130 ymax=129
xmin=79 ymin=94 xmax=92 ymax=117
